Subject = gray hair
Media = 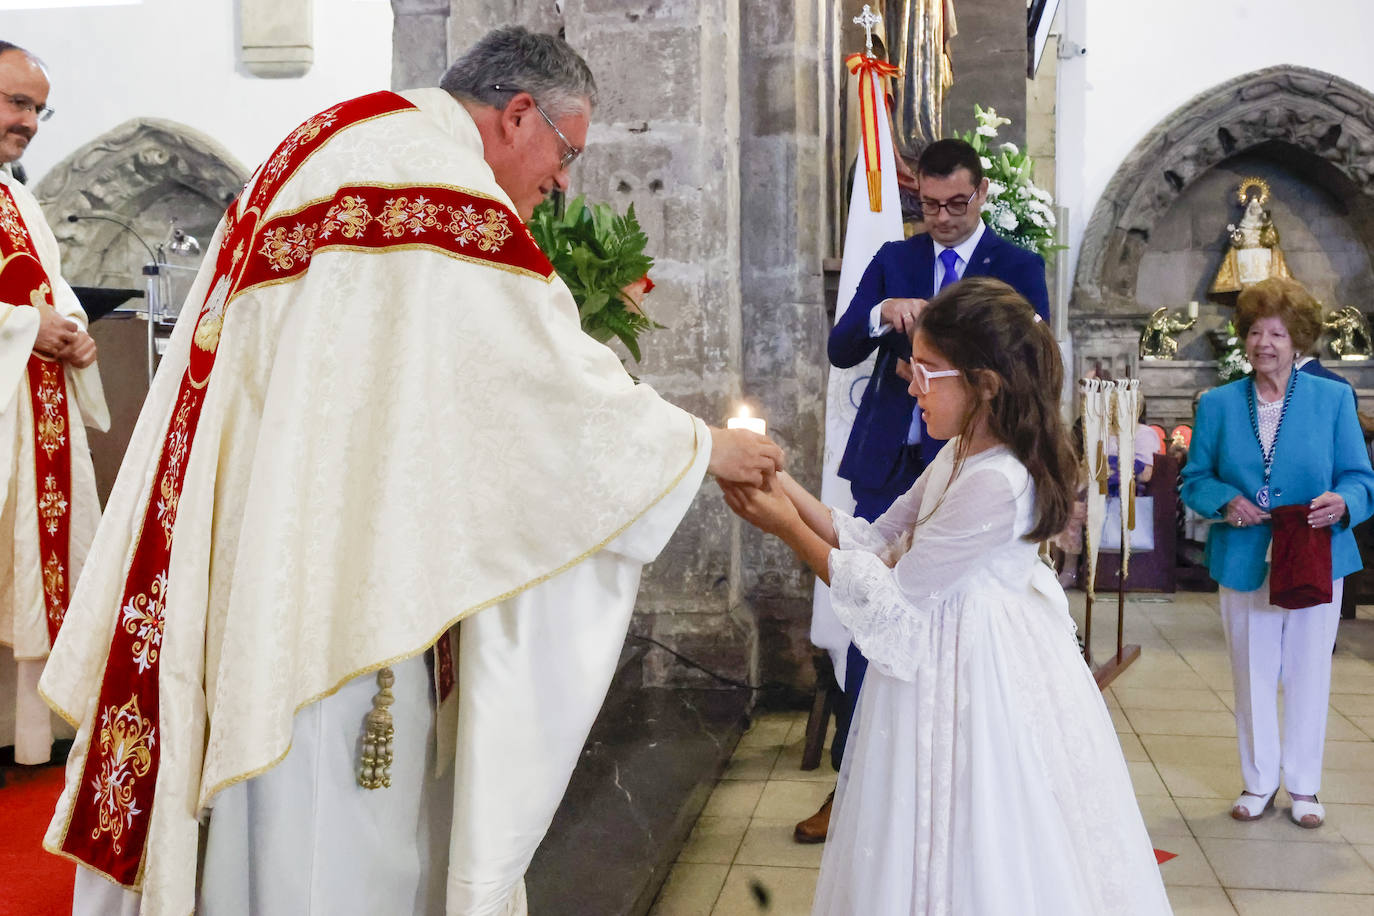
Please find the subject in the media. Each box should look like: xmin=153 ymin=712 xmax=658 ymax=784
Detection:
xmin=440 ymin=27 xmax=596 ymax=119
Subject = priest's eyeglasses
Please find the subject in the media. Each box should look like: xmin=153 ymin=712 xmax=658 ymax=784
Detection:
xmin=910 ymin=361 xmax=962 ymax=395
xmin=533 ymin=102 xmax=582 ymax=171
xmin=0 ymin=89 xmax=53 ymax=122
xmin=919 ymin=192 xmax=977 ymax=217
xmin=491 ymin=84 xmax=582 ymax=171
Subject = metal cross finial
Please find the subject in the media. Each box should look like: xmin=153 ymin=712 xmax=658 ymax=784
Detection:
xmin=854 ymin=4 xmax=882 ymax=54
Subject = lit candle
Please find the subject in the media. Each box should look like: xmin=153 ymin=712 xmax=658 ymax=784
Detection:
xmin=727 ymin=406 xmax=767 ymax=436
xmin=1187 ymin=300 xmax=1199 ymax=319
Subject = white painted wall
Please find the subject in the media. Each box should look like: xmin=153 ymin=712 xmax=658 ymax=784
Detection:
xmin=2 ymin=0 xmax=394 ymax=184
xmin=1056 ymin=0 xmax=1374 ymax=286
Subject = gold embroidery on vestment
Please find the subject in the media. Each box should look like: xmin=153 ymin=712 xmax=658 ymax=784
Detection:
xmin=34 ymin=362 xmax=67 ymax=458
xmin=90 ymin=696 xmax=156 ymax=853
xmin=0 ymin=191 xmax=29 ymax=250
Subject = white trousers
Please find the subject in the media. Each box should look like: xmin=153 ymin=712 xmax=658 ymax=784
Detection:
xmin=1218 ymin=578 xmax=1342 ymax=796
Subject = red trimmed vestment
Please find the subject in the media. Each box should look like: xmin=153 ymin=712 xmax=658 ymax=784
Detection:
xmin=42 ymin=89 xmax=707 ymax=916
xmin=0 ymin=167 xmax=109 ymax=765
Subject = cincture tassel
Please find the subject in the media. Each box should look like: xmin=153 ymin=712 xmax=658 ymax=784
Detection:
xmin=358 ymin=666 xmax=395 ymax=789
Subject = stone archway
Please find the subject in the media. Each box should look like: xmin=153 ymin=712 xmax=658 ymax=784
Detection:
xmin=1074 ymin=65 xmax=1374 ymax=314
xmin=33 ymin=118 xmax=247 ymax=288
xmin=30 ymin=120 xmax=246 ymax=505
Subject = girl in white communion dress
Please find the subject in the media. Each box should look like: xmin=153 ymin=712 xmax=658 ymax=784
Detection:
xmin=720 ymin=278 xmax=1172 ymax=915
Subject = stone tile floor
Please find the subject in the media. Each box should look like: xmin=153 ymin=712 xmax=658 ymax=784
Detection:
xmin=649 ymin=592 xmax=1374 ymax=915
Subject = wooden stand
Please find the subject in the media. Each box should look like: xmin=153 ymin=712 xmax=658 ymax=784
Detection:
xmin=800 ymin=650 xmax=839 ymax=771
xmin=1083 ymin=564 xmax=1141 ymax=689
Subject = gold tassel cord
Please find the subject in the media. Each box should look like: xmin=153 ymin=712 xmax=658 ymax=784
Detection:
xmin=866 ymin=170 xmax=883 ymax=212
xmin=358 ymin=666 xmax=395 ymax=789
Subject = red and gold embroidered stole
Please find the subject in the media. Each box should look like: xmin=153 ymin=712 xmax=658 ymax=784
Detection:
xmin=0 ymin=186 xmax=73 ymax=647
xmin=58 ymin=90 xmax=555 ymax=886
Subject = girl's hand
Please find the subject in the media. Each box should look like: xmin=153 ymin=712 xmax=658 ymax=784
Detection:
xmin=719 ymin=474 xmax=800 ymax=537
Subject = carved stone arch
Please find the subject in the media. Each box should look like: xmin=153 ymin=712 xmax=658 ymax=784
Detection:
xmin=33 ymin=118 xmax=248 ymax=287
xmin=1073 ymin=65 xmax=1374 ymax=313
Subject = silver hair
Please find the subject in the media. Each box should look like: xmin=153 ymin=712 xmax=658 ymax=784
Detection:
xmin=439 ymin=27 xmax=596 ymax=119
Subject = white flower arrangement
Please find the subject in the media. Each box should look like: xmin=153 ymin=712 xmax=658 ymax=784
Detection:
xmin=1217 ymin=320 xmax=1253 ymax=382
xmin=960 ymin=105 xmax=1060 ymax=260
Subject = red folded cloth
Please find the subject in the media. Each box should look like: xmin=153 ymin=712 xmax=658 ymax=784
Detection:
xmin=1269 ymin=504 xmax=1333 ymax=610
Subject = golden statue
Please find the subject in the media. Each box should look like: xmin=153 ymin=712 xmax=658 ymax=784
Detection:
xmin=884 ymin=0 xmax=958 ymax=157
xmin=1210 ymin=178 xmax=1292 ymax=298
xmin=1324 ymin=306 xmax=1374 ymax=360
xmin=1139 ymin=306 xmax=1197 ymax=360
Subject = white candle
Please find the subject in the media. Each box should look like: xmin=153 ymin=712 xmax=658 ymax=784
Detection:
xmin=1187 ymin=300 xmax=1199 ymax=319
xmin=727 ymin=408 xmax=767 ymax=436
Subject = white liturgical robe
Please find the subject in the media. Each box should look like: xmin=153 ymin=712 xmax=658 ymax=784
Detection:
xmin=0 ymin=167 xmax=108 ymax=765
xmin=43 ymin=88 xmax=708 ymax=915
xmin=74 ymin=439 xmax=708 ymax=916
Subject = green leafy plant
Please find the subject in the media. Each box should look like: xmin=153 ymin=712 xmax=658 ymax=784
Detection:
xmin=528 ymin=195 xmax=661 ymax=362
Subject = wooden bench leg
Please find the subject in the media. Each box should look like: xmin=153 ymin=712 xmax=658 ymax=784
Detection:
xmin=800 ymin=650 xmax=837 ymax=771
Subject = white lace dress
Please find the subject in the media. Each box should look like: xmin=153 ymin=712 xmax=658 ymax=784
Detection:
xmin=814 ymin=445 xmax=1172 ymax=916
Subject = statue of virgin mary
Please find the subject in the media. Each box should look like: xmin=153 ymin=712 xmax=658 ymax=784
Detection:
xmin=1210 ymin=177 xmax=1293 ymax=298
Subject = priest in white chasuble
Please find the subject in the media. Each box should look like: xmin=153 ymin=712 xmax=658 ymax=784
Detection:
xmin=0 ymin=41 xmax=109 ymax=767
xmin=40 ymin=27 xmax=781 ymax=916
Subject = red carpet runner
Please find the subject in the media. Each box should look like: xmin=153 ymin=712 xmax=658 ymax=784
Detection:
xmin=0 ymin=763 xmax=73 ymax=916
xmin=0 ymin=759 xmax=1180 ymax=912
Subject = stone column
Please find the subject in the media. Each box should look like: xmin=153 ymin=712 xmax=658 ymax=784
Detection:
xmin=555 ymin=0 xmax=756 ymax=686
xmin=404 ymin=2 xmax=839 ymax=690
xmin=737 ymin=0 xmax=829 ymax=691
xmin=391 ymin=0 xmax=449 ymax=90
xmin=942 ymin=0 xmax=1027 ymax=145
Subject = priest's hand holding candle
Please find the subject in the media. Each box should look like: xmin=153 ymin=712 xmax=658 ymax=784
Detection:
xmin=708 ymin=406 xmax=782 ymax=487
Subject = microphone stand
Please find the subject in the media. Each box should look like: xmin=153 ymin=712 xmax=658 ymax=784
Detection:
xmin=67 ymin=213 xmax=162 ymax=384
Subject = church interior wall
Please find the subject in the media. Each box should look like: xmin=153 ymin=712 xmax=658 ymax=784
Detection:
xmin=738 ymin=0 xmax=830 ymax=695
xmin=1137 ymin=148 xmax=1374 ymax=350
xmin=2 ymin=0 xmax=393 ymax=187
xmin=942 ymin=0 xmax=1026 ymax=146
xmin=1057 ymin=0 xmax=1374 ymax=279
xmin=465 ymin=0 xmax=773 ymax=689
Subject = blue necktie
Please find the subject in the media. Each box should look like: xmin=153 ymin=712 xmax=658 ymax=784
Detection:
xmin=907 ymin=248 xmax=963 ymax=444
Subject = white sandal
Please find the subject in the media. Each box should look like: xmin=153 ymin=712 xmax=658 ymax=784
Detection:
xmin=1290 ymin=795 xmax=1324 ymax=829
xmin=1230 ymin=789 xmax=1276 ymax=821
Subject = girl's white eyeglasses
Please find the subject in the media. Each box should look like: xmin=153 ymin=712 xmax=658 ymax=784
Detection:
xmin=910 ymin=361 xmax=961 ymax=394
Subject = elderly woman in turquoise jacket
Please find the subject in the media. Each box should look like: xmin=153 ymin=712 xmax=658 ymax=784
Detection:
xmin=1182 ymin=278 xmax=1374 ymax=830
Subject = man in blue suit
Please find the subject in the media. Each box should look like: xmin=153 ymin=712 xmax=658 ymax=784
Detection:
xmin=1298 ymin=354 xmax=1357 ymax=408
xmin=795 ymin=139 xmax=1050 ymax=843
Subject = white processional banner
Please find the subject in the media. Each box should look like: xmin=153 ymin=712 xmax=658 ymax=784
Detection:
xmin=811 ymin=61 xmax=904 ymax=689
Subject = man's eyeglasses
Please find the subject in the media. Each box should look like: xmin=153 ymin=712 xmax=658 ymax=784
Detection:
xmin=919 ymin=191 xmax=977 ymax=218
xmin=491 ymin=84 xmax=582 ymax=171
xmin=1 ymin=89 xmax=53 ymax=123
xmin=909 ymin=361 xmax=961 ymax=395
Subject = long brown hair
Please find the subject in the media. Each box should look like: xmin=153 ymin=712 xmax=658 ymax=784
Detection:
xmin=914 ymin=277 xmax=1074 ymax=541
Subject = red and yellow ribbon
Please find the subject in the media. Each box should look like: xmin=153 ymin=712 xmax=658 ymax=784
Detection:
xmin=845 ymin=52 xmax=902 ymax=212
